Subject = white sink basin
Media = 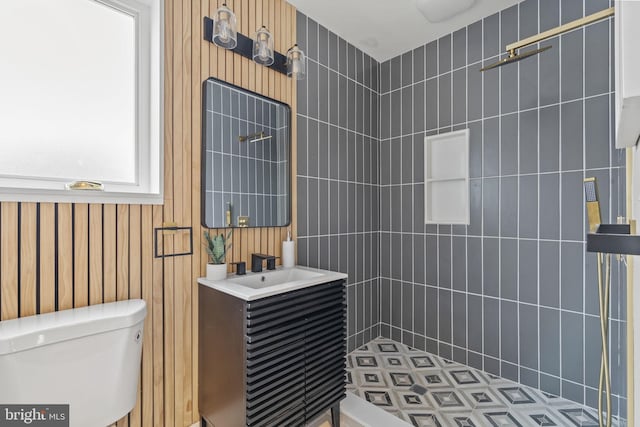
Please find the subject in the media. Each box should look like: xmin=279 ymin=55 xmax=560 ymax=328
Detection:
xmin=228 ymin=267 xmax=324 ymax=289
xmin=198 ymin=266 xmax=348 ymax=301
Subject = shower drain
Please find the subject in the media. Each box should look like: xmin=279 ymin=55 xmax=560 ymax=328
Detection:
xmin=410 ymin=384 xmax=427 ymax=395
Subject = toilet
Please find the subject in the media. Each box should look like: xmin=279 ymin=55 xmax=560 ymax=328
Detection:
xmin=0 ymin=299 xmax=146 ymax=427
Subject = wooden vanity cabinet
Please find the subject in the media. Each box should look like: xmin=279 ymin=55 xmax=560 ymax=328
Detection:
xmin=199 ymin=280 xmax=346 ymax=427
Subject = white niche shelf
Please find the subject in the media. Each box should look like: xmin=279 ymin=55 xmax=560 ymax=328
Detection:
xmin=425 ymin=129 xmax=470 ymax=225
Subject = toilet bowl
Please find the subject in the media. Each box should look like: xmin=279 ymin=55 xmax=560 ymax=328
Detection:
xmin=0 ymin=299 xmax=146 ymax=427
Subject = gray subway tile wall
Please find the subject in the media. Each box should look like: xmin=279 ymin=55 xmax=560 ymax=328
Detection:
xmin=377 ymin=0 xmax=625 ymax=418
xmin=296 ymin=0 xmax=625 ymax=419
xmin=296 ymin=13 xmax=380 ymax=352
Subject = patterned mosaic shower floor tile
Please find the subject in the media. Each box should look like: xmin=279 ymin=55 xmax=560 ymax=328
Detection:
xmin=347 ymin=338 xmax=621 ymax=427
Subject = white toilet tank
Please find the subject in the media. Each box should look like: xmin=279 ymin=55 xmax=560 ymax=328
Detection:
xmin=0 ymin=299 xmax=146 ymax=427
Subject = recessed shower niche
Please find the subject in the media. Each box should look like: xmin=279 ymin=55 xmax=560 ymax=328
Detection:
xmin=202 ymin=78 xmax=291 ymax=228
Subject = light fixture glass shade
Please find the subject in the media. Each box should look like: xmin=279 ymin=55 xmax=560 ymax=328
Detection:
xmin=286 ymin=44 xmax=306 ymax=80
xmin=212 ymin=3 xmax=237 ymax=49
xmin=253 ymin=26 xmax=274 ymax=66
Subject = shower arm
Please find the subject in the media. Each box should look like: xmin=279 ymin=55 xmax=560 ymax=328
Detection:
xmin=504 ymin=6 xmax=614 ymax=57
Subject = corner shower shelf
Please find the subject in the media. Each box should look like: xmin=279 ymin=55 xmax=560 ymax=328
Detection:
xmin=424 ymin=129 xmax=470 ymax=225
xmin=586 ymin=223 xmax=640 ymax=255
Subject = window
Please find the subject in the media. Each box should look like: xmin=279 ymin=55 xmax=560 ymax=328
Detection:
xmin=425 ymin=129 xmax=469 ymax=224
xmin=0 ymin=0 xmax=163 ymax=203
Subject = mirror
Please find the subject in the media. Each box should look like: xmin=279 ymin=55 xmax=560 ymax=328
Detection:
xmin=202 ymin=78 xmax=291 ymax=228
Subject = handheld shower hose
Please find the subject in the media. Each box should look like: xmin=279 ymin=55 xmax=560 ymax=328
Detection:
xmin=584 ymin=177 xmax=612 ymax=427
xmin=596 ymin=251 xmax=612 ymax=427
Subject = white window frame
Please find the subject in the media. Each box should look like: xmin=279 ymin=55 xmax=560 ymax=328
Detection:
xmin=0 ymin=0 xmax=164 ymax=204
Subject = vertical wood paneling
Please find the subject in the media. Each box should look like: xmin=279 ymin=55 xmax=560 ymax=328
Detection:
xmin=19 ymin=203 xmax=37 ymax=317
xmin=116 ymin=205 xmax=131 ymax=427
xmin=181 ymin=0 xmax=193 ymax=419
xmin=192 ymin=0 xmax=207 ymax=419
xmin=225 ymin=0 xmax=234 ymax=82
xmin=233 ymin=0 xmax=242 ymax=86
xmin=116 ymin=205 xmax=130 ymax=303
xmin=140 ymin=205 xmax=154 ymax=424
xmin=39 ymin=203 xmax=55 ymax=314
xmin=57 ymin=204 xmax=73 ymax=311
xmin=104 ymin=205 xmax=117 ymax=303
xmin=248 ymin=0 xmax=256 ymax=92
xmin=151 ymin=205 xmax=165 ymax=426
xmin=1 ymin=203 xmax=18 ymax=320
xmin=164 ymin=0 xmax=178 ymax=425
xmin=73 ymin=204 xmax=89 ymax=308
xmin=0 ymin=0 xmax=296 ymax=425
xmin=163 ymin=0 xmax=176 ymax=423
xmin=129 ymin=205 xmax=142 ymax=427
xmin=89 ymin=204 xmax=103 ymax=306
xmin=115 ymin=205 xmax=129 ymax=427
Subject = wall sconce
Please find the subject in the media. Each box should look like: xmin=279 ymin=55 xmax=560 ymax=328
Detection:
xmin=253 ymin=26 xmax=274 ymax=66
xmin=212 ymin=3 xmax=237 ymax=49
xmin=286 ymin=44 xmax=306 ymax=80
xmin=203 ymin=8 xmax=305 ymax=79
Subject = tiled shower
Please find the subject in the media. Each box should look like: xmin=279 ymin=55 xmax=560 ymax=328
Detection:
xmin=295 ymin=0 xmax=627 ymax=421
xmin=295 ymin=12 xmax=382 ymax=347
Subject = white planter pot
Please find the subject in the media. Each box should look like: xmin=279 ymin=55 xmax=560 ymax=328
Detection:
xmin=206 ymin=263 xmax=228 ymax=281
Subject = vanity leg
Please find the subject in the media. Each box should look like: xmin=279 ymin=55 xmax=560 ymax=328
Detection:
xmin=330 ymin=403 xmax=340 ymax=427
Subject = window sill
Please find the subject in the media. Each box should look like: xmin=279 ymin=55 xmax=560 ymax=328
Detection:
xmin=0 ymin=188 xmax=164 ymax=205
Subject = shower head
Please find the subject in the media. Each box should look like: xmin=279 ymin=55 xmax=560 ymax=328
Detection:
xmin=480 ymin=45 xmax=552 ymax=72
xmin=584 ymin=177 xmax=602 ymax=233
xmin=481 ymin=7 xmax=614 ymax=73
xmin=238 ymin=131 xmax=272 ymax=143
xmin=584 ymin=178 xmax=598 ymax=203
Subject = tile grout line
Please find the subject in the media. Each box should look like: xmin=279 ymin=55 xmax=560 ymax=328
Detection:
xmin=346 ymin=336 xmax=626 ymax=425
xmin=581 ymin=0 xmax=587 ymax=405
xmin=536 ymin=0 xmax=542 ymax=393
xmin=377 ymin=89 xmax=616 ymax=143
xmin=298 ymin=5 xmax=624 ymax=415
xmin=497 ymin=6 xmax=503 ymax=380
xmin=558 ymin=0 xmax=564 ymax=400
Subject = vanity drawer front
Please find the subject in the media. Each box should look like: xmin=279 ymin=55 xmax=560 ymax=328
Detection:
xmin=246 ymin=335 xmax=306 ymax=427
xmin=246 ymin=379 xmax=304 ymax=418
xmin=306 ymin=386 xmax=345 ymax=423
xmin=246 ymin=400 xmax=304 ymax=427
xmin=245 ymin=289 xmax=344 ymax=335
xmin=246 ymin=329 xmax=305 ymax=357
xmin=304 ymin=283 xmax=346 ymax=422
xmin=244 ymin=279 xmax=346 ymax=426
xmin=245 ymin=280 xmax=345 ymax=318
xmin=246 ymin=345 xmax=305 ymax=385
xmin=246 ymin=338 xmax=304 ymax=369
xmin=246 ymin=350 xmax=305 ymax=395
xmin=246 ymin=354 xmax=305 ymax=427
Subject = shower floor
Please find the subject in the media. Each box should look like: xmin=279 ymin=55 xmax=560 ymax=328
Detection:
xmin=347 ymin=337 xmax=618 ymax=427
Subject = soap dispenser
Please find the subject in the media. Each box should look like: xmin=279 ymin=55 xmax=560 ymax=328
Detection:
xmin=282 ymin=229 xmax=295 ymax=268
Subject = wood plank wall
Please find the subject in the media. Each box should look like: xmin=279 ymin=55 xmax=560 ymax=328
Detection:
xmin=0 ymin=1 xmax=297 ymax=426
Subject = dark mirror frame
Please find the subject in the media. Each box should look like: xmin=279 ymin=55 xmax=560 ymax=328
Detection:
xmin=201 ymin=77 xmax=292 ymax=229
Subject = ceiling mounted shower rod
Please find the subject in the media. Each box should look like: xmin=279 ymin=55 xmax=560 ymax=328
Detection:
xmin=481 ymin=6 xmax=614 ymax=71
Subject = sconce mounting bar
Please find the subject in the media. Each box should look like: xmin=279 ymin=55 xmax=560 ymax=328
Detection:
xmin=204 ymin=17 xmax=288 ymax=75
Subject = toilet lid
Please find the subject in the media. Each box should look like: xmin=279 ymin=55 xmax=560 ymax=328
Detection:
xmin=0 ymin=299 xmax=146 ymax=355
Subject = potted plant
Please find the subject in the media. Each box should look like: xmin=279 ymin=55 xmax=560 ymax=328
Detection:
xmin=204 ymin=230 xmax=233 ymax=281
